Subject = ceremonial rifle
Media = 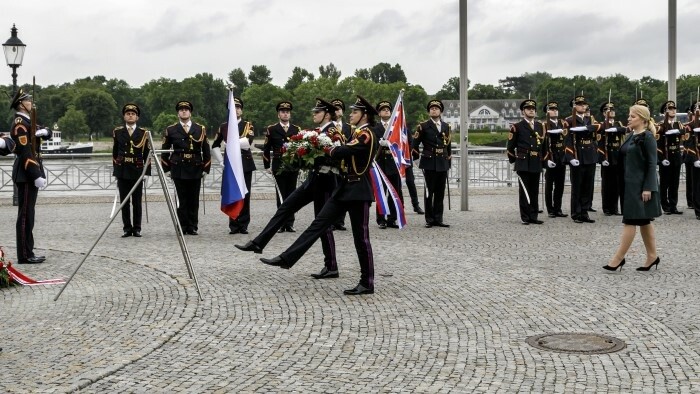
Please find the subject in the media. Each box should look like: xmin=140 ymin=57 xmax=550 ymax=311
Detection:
xmin=603 ymin=89 xmax=612 ymax=163
xmin=30 ymin=77 xmax=38 ymax=158
xmin=570 ymin=85 xmax=578 ymax=161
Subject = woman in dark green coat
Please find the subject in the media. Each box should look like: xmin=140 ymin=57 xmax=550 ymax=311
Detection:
xmin=603 ymin=104 xmax=662 ymax=272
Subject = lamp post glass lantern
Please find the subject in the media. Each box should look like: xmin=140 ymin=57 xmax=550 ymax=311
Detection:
xmin=4 ymin=24 xmax=26 ymax=207
xmin=3 ymin=23 xmax=26 ymax=93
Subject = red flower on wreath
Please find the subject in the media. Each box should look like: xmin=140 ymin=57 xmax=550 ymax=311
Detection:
xmin=296 ymin=147 xmax=307 ymax=157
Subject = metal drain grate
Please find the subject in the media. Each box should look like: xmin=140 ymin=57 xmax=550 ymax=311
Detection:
xmin=526 ymin=332 xmax=626 ymax=354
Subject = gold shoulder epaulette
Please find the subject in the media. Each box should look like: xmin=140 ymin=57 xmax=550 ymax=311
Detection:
xmin=15 ymin=117 xmax=22 ymax=124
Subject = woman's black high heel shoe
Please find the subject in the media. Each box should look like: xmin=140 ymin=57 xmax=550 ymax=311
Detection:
xmin=603 ymin=258 xmax=625 ymax=272
xmin=636 ymin=257 xmax=660 ymax=271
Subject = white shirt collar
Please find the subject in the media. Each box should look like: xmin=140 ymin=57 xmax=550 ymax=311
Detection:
xmin=319 ymin=121 xmax=332 ymax=131
xmin=180 ymin=120 xmax=192 ymax=128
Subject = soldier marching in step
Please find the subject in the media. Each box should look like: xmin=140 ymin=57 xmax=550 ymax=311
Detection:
xmin=161 ymin=100 xmax=211 ymax=236
xmin=262 ymin=101 xmax=301 ymax=233
xmin=112 ymin=103 xmax=151 ymax=238
xmin=330 ymin=98 xmax=353 ymax=231
xmin=235 ymin=98 xmax=346 ymax=280
xmin=507 ymin=99 xmax=545 ymax=224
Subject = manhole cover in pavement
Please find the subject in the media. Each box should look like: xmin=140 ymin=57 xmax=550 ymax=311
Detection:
xmin=526 ymin=333 xmax=626 ymax=354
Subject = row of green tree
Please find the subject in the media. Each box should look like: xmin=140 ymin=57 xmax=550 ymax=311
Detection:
xmin=2 ymin=64 xmax=700 ymax=140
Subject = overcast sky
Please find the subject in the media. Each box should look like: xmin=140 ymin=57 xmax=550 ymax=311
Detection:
xmin=3 ymin=0 xmax=699 ymax=94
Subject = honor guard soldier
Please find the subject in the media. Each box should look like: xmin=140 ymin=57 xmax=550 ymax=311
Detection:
xmin=541 ymin=101 xmax=568 ymax=218
xmin=259 ymin=95 xmax=378 ymax=295
xmin=565 ymin=95 xmax=601 ymax=223
xmin=236 ymin=98 xmax=345 ymax=280
xmin=213 ymin=97 xmax=255 ymax=234
xmin=597 ymin=102 xmax=627 ymax=216
xmin=507 ymin=99 xmax=544 ymax=224
xmin=10 ymin=88 xmax=52 ymax=264
xmin=683 ymin=101 xmax=700 ymax=219
xmin=330 ymin=98 xmax=353 ymax=231
xmin=161 ymin=100 xmax=211 ymax=235
xmin=374 ymin=100 xmax=403 ymax=229
xmin=656 ymin=100 xmax=685 ymax=214
xmin=413 ymin=99 xmax=452 ymax=228
xmin=262 ymin=101 xmax=301 ymax=232
xmin=683 ymin=105 xmax=697 ymax=210
xmin=112 ymin=104 xmax=151 ymax=237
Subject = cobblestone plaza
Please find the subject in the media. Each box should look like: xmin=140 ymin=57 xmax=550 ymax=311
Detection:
xmin=1 ymin=188 xmax=699 ymax=392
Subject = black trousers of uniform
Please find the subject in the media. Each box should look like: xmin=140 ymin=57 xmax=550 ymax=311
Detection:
xmin=570 ymin=164 xmax=595 ymax=218
xmin=693 ymin=166 xmax=700 ymax=217
xmin=173 ymin=178 xmax=201 ymax=232
xmin=334 ymin=174 xmax=347 ymax=229
xmin=517 ymin=171 xmax=540 ymax=222
xmin=229 ymin=171 xmax=253 ymax=232
xmin=274 ymin=170 xmax=299 ymax=228
xmin=404 ymin=165 xmax=420 ymax=209
xmin=544 ymin=165 xmax=566 ymax=214
xmin=587 ymin=165 xmax=597 ymax=210
xmin=117 ymin=177 xmax=143 ymax=232
xmin=685 ymin=162 xmax=694 ymax=208
xmin=600 ymin=164 xmax=621 ymax=214
xmin=659 ymin=162 xmax=681 ymax=212
xmin=253 ymin=175 xmax=337 ymax=270
xmin=423 ymin=169 xmax=448 ymax=224
xmin=280 ymin=199 xmax=374 ymax=288
xmin=376 ymin=171 xmax=403 ymax=225
xmin=16 ymin=182 xmax=38 ymax=261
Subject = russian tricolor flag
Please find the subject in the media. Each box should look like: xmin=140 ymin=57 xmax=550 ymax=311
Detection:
xmin=221 ymin=90 xmax=248 ymax=219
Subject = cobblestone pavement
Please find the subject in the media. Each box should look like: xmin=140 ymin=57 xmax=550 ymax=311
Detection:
xmin=1 ymin=187 xmax=699 ymax=393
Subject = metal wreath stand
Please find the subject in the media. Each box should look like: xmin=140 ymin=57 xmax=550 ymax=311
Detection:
xmin=54 ymin=130 xmax=203 ymax=301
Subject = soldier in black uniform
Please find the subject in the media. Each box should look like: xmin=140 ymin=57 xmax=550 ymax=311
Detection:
xmin=259 ymin=95 xmax=378 ymax=295
xmin=656 ymin=100 xmax=685 ymax=214
xmin=597 ymin=102 xmax=627 ymax=216
xmin=541 ymin=101 xmax=568 ymax=218
xmin=684 ymin=105 xmax=698 ymax=210
xmin=236 ymin=98 xmax=345 ymax=280
xmin=212 ymin=97 xmax=255 ymax=234
xmin=506 ymin=99 xmax=544 ymax=224
xmin=412 ymin=99 xmax=451 ymax=228
xmin=330 ymin=98 xmax=353 ymax=231
xmin=373 ymin=100 xmax=403 ymax=229
xmin=262 ymin=101 xmax=301 ymax=232
xmin=112 ymin=104 xmax=151 ymax=237
xmin=683 ymin=102 xmax=700 ymax=219
xmin=10 ymin=88 xmax=52 ymax=264
xmin=564 ymin=95 xmax=601 ymax=223
xmin=405 ymin=129 xmax=424 ymax=214
xmin=161 ymin=100 xmax=211 ymax=235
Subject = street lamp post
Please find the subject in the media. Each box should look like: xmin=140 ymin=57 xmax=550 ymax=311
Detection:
xmin=3 ymin=24 xmax=26 ymax=206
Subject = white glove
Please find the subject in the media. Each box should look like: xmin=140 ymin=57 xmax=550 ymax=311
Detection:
xmin=570 ymin=126 xmax=587 ymax=132
xmin=34 ymin=177 xmax=47 ymax=189
xmin=547 ymin=160 xmax=556 ymax=168
xmin=0 ymin=137 xmax=5 ymax=149
xmin=694 ymin=128 xmax=700 ymax=133
xmin=35 ymin=128 xmax=49 ymax=137
xmin=239 ymin=138 xmax=250 ymax=150
xmin=379 ymin=138 xmax=389 ymax=147
xmin=665 ymin=129 xmax=680 ymax=135
xmin=605 ymin=128 xmax=617 ymax=133
xmin=695 ymin=160 xmax=700 ymax=168
xmin=661 ymin=160 xmax=670 ymax=166
xmin=201 ymin=172 xmax=207 ymax=180
xmin=602 ymin=160 xmax=610 ymax=167
xmin=547 ymin=129 xmax=563 ymax=134
xmin=212 ymin=147 xmax=224 ymax=166
xmin=570 ymin=159 xmax=580 ymax=167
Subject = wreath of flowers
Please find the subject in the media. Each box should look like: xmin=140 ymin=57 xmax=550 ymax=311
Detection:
xmin=0 ymin=247 xmax=15 ymax=288
xmin=278 ymin=129 xmax=340 ymax=174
